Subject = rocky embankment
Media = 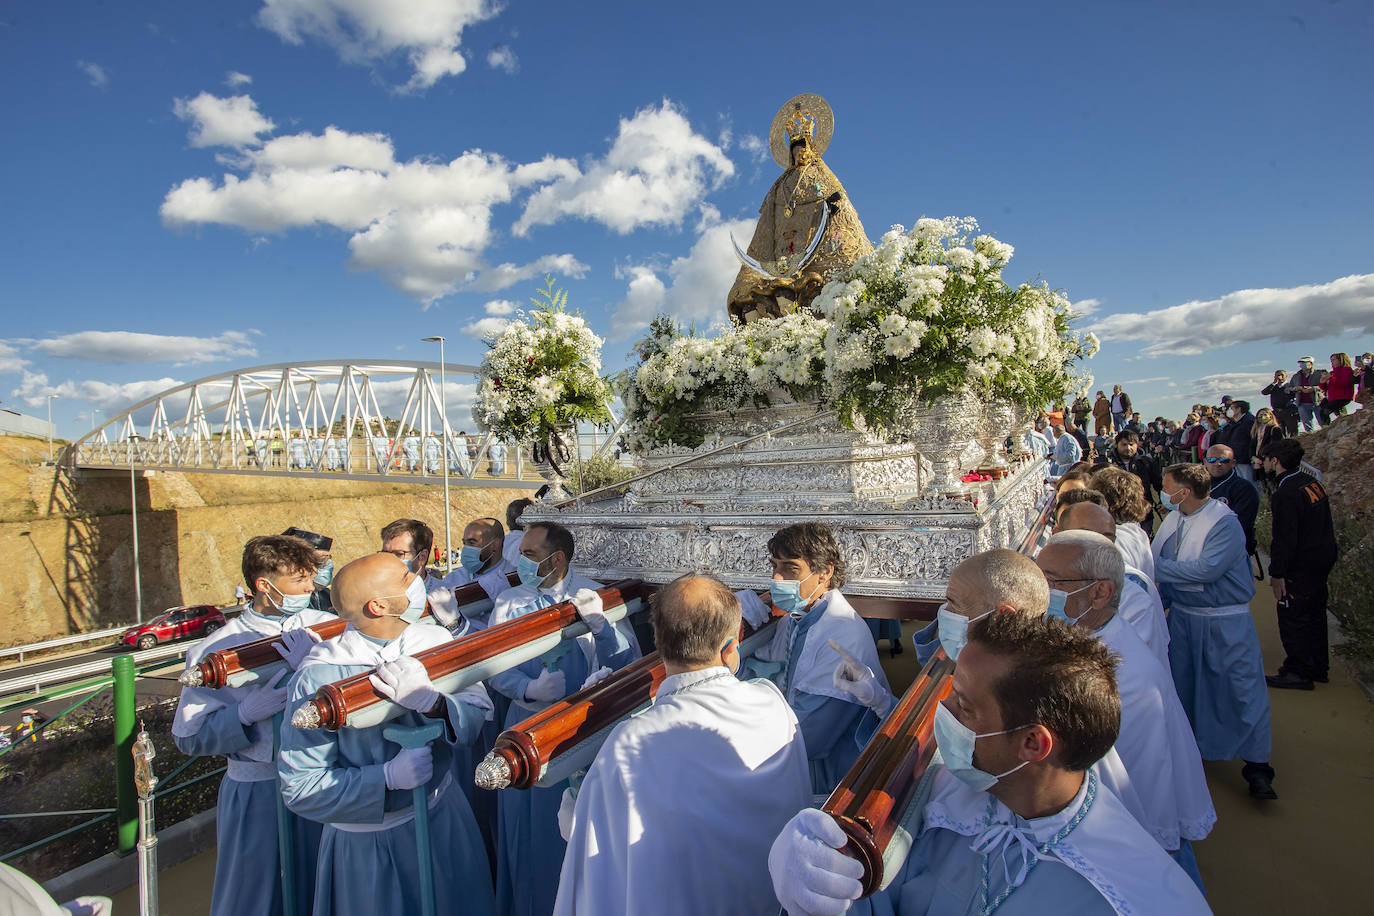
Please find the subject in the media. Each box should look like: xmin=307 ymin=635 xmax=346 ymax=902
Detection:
xmin=0 ymin=435 xmax=531 ymax=646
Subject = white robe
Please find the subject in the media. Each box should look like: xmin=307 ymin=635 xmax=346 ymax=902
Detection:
xmin=491 ymin=569 xmax=642 ymax=659
xmin=1115 ymin=523 xmax=1154 ymax=580
xmin=502 ymin=529 xmax=525 ymax=569
xmin=554 ymin=667 xmax=811 ymax=916
xmin=1094 ymin=614 xmax=1216 ymax=851
xmin=1119 ymin=566 xmax=1170 ymax=669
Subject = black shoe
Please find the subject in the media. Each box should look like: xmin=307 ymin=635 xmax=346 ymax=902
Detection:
xmin=1266 ymin=670 xmax=1315 ymax=690
xmin=1313 ymin=673 xmax=1329 ymax=683
xmin=891 ymin=639 xmax=904 ymax=658
xmin=1246 ymin=772 xmax=1278 ymax=800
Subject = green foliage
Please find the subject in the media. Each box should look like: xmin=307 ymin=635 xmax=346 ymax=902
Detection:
xmin=567 ymin=454 xmax=637 ymax=497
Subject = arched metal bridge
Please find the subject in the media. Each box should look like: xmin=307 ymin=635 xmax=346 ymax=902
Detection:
xmin=67 ymin=360 xmax=626 ymax=488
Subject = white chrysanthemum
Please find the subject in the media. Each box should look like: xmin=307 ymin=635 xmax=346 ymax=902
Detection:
xmin=1083 ymin=333 xmax=1100 ymax=357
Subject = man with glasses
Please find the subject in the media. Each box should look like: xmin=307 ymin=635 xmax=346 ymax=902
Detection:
xmin=379 ymin=518 xmax=465 ymax=628
xmin=1204 ymin=445 xmax=1258 ymax=574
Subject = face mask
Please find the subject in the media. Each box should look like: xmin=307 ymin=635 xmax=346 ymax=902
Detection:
xmin=933 ymin=704 xmax=1033 ymax=792
xmin=313 ymin=560 xmax=334 ymax=587
xmin=1162 ymin=487 xmax=1186 ymax=512
xmin=459 ymin=544 xmax=485 ymax=575
xmin=1046 ymin=582 xmax=1095 ymax=625
xmin=936 ymin=603 xmax=995 ymax=661
xmin=770 ymin=572 xmax=822 ymax=615
xmin=517 ymin=552 xmax=561 ymax=590
xmin=376 ymin=574 xmax=429 ymax=623
xmin=265 ymin=581 xmax=313 ymax=616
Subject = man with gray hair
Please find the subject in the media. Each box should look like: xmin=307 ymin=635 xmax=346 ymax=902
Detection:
xmin=908 ymin=548 xmax=1050 ymax=665
xmin=1038 ymin=530 xmax=1214 ymax=887
xmin=1055 ymin=501 xmax=1170 ymax=667
xmin=555 ymin=576 xmax=810 ymax=915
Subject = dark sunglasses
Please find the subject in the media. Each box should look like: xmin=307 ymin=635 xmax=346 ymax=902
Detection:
xmin=1204 ymin=456 xmax=1232 ymax=464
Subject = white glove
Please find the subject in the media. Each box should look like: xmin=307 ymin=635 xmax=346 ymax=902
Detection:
xmin=454 ymin=681 xmax=495 ymax=721
xmin=830 ymin=640 xmax=892 ymax=717
xmin=768 ymin=808 xmax=865 ymax=916
xmin=274 ymin=626 xmax=322 ymax=670
xmin=61 ymin=897 xmax=113 ymax=916
xmin=525 ymin=668 xmax=567 ymax=703
xmin=557 ymin=786 xmax=577 ymax=841
xmin=370 ymin=656 xmax=442 ymax=713
xmin=383 ymin=745 xmax=433 ymax=791
xmin=570 ymin=588 xmax=607 ymax=635
xmin=582 ymin=666 xmax=614 ymax=690
xmin=735 ymin=589 xmax=771 ymax=629
xmin=237 ymin=670 xmax=289 ymax=726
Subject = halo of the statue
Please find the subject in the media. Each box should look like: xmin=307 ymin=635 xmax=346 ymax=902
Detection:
xmin=769 ymin=93 xmax=834 ymax=168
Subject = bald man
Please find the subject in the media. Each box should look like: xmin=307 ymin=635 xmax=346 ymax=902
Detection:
xmin=909 ymin=548 xmax=1050 ymax=665
xmin=1037 ymin=531 xmax=1214 ymax=887
xmin=1056 ymin=502 xmax=1169 ymax=665
xmin=278 ymin=554 xmax=496 ymax=916
xmin=555 ymin=577 xmax=811 ymax=915
xmin=438 ymin=517 xmax=515 ymax=633
xmin=1206 ymin=444 xmax=1259 ymax=558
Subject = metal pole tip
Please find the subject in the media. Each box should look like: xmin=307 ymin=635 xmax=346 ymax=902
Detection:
xmin=474 ymin=754 xmax=512 ymax=790
xmin=290 ymin=703 xmax=323 ymax=729
xmin=177 ymin=668 xmax=203 ymax=687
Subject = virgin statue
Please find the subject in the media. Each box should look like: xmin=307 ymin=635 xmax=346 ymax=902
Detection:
xmin=727 ymin=94 xmax=873 ymax=323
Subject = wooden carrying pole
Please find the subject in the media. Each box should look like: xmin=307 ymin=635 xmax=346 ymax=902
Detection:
xmin=821 ymin=651 xmax=955 ymax=897
xmin=179 ymin=573 xmax=520 ymax=689
xmin=475 ymin=595 xmax=783 ymax=792
xmin=291 ymin=579 xmax=648 ymax=731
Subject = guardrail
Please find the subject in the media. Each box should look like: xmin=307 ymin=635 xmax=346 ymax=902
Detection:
xmin=0 ymin=640 xmax=197 ymax=700
xmin=0 ymin=625 xmax=134 ymax=663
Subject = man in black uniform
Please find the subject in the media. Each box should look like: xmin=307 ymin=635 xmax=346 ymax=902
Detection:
xmin=1107 ymin=429 xmax=1162 ymax=535
xmin=1206 ymin=444 xmax=1260 ymax=576
xmin=1263 ymin=438 xmax=1339 ymax=690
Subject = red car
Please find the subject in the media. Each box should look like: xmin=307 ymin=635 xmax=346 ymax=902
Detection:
xmin=119 ymin=605 xmax=227 ymax=651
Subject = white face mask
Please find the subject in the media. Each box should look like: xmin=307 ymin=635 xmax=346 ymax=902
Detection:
xmin=933 ymin=704 xmax=1034 ymax=791
xmin=376 ymin=575 xmax=428 ymax=623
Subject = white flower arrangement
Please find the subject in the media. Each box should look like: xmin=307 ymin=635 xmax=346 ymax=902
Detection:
xmin=473 ymin=276 xmax=614 ymax=443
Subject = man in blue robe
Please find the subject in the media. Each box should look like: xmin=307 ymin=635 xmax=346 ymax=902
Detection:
xmin=173 ymin=534 xmax=333 ymax=916
xmin=744 ymin=522 xmax=891 ymax=794
xmin=487 ymin=521 xmax=639 ymax=916
xmin=1154 ymin=462 xmax=1275 ymax=799
xmin=769 ymin=612 xmax=1208 ymax=916
xmin=279 ymin=553 xmax=497 ymax=916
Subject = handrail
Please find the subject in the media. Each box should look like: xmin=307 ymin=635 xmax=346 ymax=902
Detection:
xmin=1 ymin=624 xmax=144 ymax=662
xmin=0 ymin=640 xmax=198 ymax=698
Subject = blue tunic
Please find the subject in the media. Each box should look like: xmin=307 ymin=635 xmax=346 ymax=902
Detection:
xmin=489 ymin=618 xmax=636 ymax=916
xmin=279 ymin=653 xmax=496 ymax=916
xmin=780 ymin=601 xmax=872 ymax=795
xmin=173 ymin=703 xmax=321 ymax=916
xmin=1156 ymin=511 xmax=1271 ymax=762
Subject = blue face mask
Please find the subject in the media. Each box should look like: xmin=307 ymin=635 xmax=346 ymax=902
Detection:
xmin=933 ymin=703 xmax=1033 ymax=792
xmin=1046 ymin=582 xmax=1095 ymax=625
xmin=460 ymin=544 xmax=486 ymax=575
xmin=1162 ymin=487 xmax=1185 ymax=512
xmin=936 ymin=603 xmax=995 ymax=661
xmin=517 ymin=552 xmax=561 ymax=590
xmin=265 ymin=581 xmax=313 ymax=616
xmin=769 ymin=572 xmax=821 ymax=615
xmin=313 ymin=559 xmax=334 ymax=587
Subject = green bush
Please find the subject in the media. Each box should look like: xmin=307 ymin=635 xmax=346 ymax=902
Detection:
xmin=1328 ymin=522 xmax=1374 ymax=680
xmin=567 ymin=454 xmax=636 ymax=497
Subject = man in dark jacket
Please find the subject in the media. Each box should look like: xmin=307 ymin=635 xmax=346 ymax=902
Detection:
xmin=1224 ymin=400 xmax=1257 ymax=486
xmin=1108 ymin=429 xmax=1162 ymax=534
xmin=1206 ymin=444 xmax=1259 ymax=567
xmin=1261 ymin=370 xmax=1298 ymax=436
xmin=1263 ymin=438 xmax=1339 ymax=690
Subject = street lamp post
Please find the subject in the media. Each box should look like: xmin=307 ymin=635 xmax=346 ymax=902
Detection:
xmin=46 ymin=395 xmax=59 ymax=463
xmin=422 ymin=336 xmax=452 ymax=573
xmin=129 ymin=435 xmax=143 ymax=623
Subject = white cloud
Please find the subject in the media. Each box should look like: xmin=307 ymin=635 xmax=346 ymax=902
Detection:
xmin=1186 ymin=371 xmax=1276 ymax=403
xmin=77 ymin=60 xmax=108 ymax=89
xmin=12 ymin=371 xmax=184 ymax=412
xmin=738 ymin=134 xmax=768 ymax=162
xmin=467 ymin=254 xmax=589 ymax=293
xmin=256 ymin=0 xmax=502 ymax=93
xmin=514 ymin=101 xmax=735 ymax=237
xmin=1070 ymin=297 xmax=1101 ymax=318
xmin=607 ymin=207 xmax=755 ymax=340
xmin=225 ymin=71 xmax=254 ymax=87
xmin=0 ymin=341 xmax=28 ymax=374
xmin=1090 ymin=273 xmax=1374 ymax=357
xmin=486 ymin=45 xmax=517 ymax=74
xmin=173 ymin=93 xmax=276 ymax=149
xmin=162 ymin=103 xmax=585 ymax=302
xmin=25 ymin=330 xmax=258 ymax=366
xmin=481 ymin=299 xmax=516 ymax=316
xmin=1119 ymin=376 xmax=1171 ymax=385
xmin=461 ymin=316 xmax=511 ymax=339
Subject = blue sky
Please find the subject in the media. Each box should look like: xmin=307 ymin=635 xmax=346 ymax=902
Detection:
xmin=2 ymin=0 xmax=1372 ymax=439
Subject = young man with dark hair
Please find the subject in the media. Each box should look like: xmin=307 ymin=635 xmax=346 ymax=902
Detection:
xmin=1264 ymin=438 xmax=1339 ymax=689
xmin=1107 ymin=429 xmax=1163 ymax=536
xmin=555 ymin=576 xmax=810 ymax=915
xmin=1156 ymin=463 xmax=1275 ymax=799
xmin=770 ymin=612 xmax=1208 ymax=916
xmin=740 ymin=522 xmax=891 ymax=794
xmin=487 ymin=520 xmax=641 ymax=916
xmin=174 ymin=534 xmax=334 ymax=916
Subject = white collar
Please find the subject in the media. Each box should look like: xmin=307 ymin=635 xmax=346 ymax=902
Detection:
xmin=656 ymin=666 xmax=732 ymax=699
